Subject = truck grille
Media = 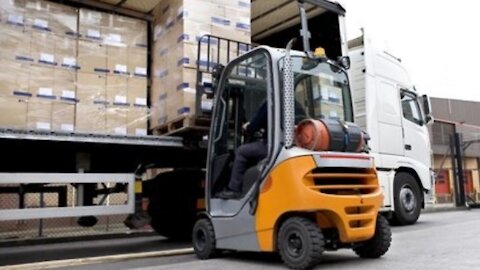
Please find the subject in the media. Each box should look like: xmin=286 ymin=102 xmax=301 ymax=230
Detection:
xmin=306 ymin=168 xmax=378 ymax=196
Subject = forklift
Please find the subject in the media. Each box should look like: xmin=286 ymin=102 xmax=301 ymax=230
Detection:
xmin=191 ymin=1 xmax=392 ymax=269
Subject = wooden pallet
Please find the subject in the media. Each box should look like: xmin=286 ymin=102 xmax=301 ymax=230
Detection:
xmin=153 ymin=115 xmax=211 ymax=136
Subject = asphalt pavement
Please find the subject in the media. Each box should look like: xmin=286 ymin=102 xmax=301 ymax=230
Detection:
xmin=2 ymin=209 xmax=480 ymax=270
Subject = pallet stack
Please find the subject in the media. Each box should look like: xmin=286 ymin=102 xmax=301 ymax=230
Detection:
xmin=149 ymin=0 xmax=251 ymax=131
xmin=0 ymin=0 xmax=149 ymax=136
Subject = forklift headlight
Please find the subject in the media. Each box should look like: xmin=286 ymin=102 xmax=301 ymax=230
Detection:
xmin=337 ymin=56 xmax=351 ymax=70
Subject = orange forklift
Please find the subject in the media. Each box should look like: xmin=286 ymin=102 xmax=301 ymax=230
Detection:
xmin=191 ymin=1 xmax=391 ymax=269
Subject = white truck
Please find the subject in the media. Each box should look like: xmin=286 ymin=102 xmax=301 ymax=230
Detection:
xmin=348 ymin=33 xmax=434 ymax=225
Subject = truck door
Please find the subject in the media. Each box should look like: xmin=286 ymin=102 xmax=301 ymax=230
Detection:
xmin=400 ymin=90 xmax=431 ymax=169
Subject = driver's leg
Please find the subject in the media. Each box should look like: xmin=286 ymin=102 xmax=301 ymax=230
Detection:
xmin=227 ymin=141 xmax=267 ymax=194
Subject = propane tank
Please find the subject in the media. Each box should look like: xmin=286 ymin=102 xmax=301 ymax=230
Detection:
xmin=295 ymin=119 xmax=365 ymax=152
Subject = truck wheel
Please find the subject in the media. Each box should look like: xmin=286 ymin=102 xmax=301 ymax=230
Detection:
xmin=353 ymin=215 xmax=391 ymax=258
xmin=277 ymin=217 xmax=324 ymax=270
xmin=192 ymin=218 xmax=217 ymax=260
xmin=392 ymin=172 xmax=422 ymax=225
xmin=147 ymin=169 xmax=203 ymax=240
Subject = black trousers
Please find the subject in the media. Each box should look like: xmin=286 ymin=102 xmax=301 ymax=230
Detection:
xmin=228 ymin=140 xmax=268 ymax=192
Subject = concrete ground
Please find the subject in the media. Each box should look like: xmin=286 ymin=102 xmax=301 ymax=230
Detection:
xmin=1 ymin=209 xmax=479 ymax=270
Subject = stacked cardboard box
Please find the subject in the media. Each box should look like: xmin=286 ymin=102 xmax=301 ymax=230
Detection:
xmin=0 ymin=0 xmax=77 ymax=132
xmin=76 ymin=8 xmax=148 ymax=136
xmin=150 ymin=0 xmax=251 ymax=128
xmin=0 ymin=0 xmax=149 ymax=136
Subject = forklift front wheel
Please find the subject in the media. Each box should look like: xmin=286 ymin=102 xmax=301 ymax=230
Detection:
xmin=277 ymin=217 xmax=325 ymax=270
xmin=192 ymin=218 xmax=217 ymax=260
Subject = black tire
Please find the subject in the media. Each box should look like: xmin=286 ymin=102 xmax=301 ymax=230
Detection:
xmin=392 ymin=172 xmax=422 ymax=225
xmin=353 ymin=215 xmax=391 ymax=258
xmin=147 ymin=169 xmax=204 ymax=240
xmin=277 ymin=217 xmax=324 ymax=270
xmin=192 ymin=218 xmax=217 ymax=260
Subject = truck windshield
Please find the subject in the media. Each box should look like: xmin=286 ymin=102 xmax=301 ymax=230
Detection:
xmin=286 ymin=57 xmax=353 ymax=122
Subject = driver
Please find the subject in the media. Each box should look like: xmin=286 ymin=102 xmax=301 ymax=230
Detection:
xmin=217 ymin=101 xmax=268 ymax=199
xmin=217 ymin=100 xmax=307 ymax=200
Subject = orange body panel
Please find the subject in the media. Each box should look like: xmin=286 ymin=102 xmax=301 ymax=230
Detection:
xmin=255 ymin=156 xmax=383 ymax=252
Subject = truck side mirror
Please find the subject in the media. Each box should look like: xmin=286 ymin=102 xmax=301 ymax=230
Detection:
xmin=422 ymin=94 xmax=433 ymax=124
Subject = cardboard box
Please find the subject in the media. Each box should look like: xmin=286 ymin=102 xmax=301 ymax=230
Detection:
xmin=127 ymin=77 xmax=147 ymax=107
xmin=129 ymin=20 xmax=148 ymax=48
xmin=75 ymin=103 xmax=106 ymax=133
xmin=79 ymin=8 xmax=110 ymax=42
xmin=29 ymin=64 xmax=55 ymax=100
xmin=0 ymin=60 xmax=30 ymax=97
xmin=127 ymin=47 xmax=147 ymax=77
xmin=107 ymin=46 xmax=128 ymax=75
xmin=24 ymin=0 xmax=52 ymax=32
xmin=0 ymin=0 xmax=26 ymax=27
xmin=27 ymin=99 xmax=52 ymax=130
xmin=150 ymin=78 xmax=167 ymax=128
xmin=107 ymin=75 xmax=128 ymax=106
xmin=78 ymin=40 xmax=108 ymax=73
xmin=127 ymin=107 xmax=148 ymax=136
xmin=52 ymin=101 xmax=74 ymax=132
xmin=31 ymin=31 xmax=56 ymax=66
xmin=0 ymin=96 xmax=27 ymax=129
xmin=54 ymin=68 xmax=76 ymax=102
xmin=106 ymin=105 xmax=127 ymax=135
xmin=54 ymin=35 xmax=78 ymax=69
xmin=49 ymin=2 xmax=78 ymax=36
xmin=0 ymin=24 xmax=32 ymax=62
xmin=76 ymin=72 xmax=106 ymax=104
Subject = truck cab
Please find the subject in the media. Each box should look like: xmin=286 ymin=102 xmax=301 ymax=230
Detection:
xmin=348 ymin=33 xmax=433 ymax=225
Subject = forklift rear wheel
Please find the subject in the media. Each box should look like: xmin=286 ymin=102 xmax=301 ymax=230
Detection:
xmin=353 ymin=215 xmax=391 ymax=258
xmin=192 ymin=218 xmax=217 ymax=260
xmin=277 ymin=217 xmax=324 ymax=270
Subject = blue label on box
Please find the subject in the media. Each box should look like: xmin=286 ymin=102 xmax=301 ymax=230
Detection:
xmin=94 ymin=68 xmax=110 ymax=73
xmin=113 ymin=70 xmax=130 ymax=75
xmin=159 ymin=69 xmax=169 ymax=79
xmin=65 ymin=31 xmax=80 ymax=37
xmin=211 ymin=16 xmax=230 ymax=26
xmin=177 ymin=107 xmax=190 ymax=115
xmin=162 ymin=5 xmax=170 ymax=14
xmin=36 ymin=94 xmax=56 ymax=100
xmin=160 ymin=48 xmax=169 ymax=56
xmin=61 ymin=64 xmax=80 ymax=70
xmin=32 ymin=25 xmax=51 ymax=32
xmin=177 ymin=33 xmax=189 ymax=43
xmin=38 ymin=60 xmax=57 ymax=66
xmin=236 ymin=22 xmax=250 ymax=30
xmin=13 ymin=91 xmax=32 ymax=97
xmin=113 ymin=102 xmax=130 ymax=107
xmin=197 ymin=35 xmax=218 ymax=45
xmin=60 ymin=97 xmax=78 ymax=103
xmin=86 ymin=35 xmax=102 ymax=41
xmin=93 ymin=100 xmax=109 ymax=105
xmin=134 ymin=73 xmax=148 ymax=78
xmin=166 ymin=20 xmax=175 ymax=29
xmin=15 ymin=56 xmax=34 ymax=62
xmin=177 ymin=57 xmax=190 ymax=66
xmin=7 ymin=21 xmax=24 ymax=27
xmin=177 ymin=11 xmax=185 ymax=21
xmin=176 ymin=82 xmax=189 ymax=91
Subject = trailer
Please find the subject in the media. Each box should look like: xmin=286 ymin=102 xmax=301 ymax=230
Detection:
xmin=1 ymin=0 xmax=393 ymax=244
